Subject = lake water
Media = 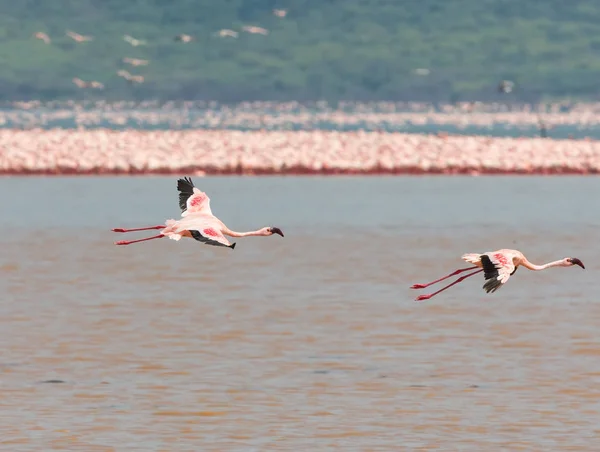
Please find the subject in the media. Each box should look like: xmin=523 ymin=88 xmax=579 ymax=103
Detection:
xmin=1 ymin=175 xmax=599 ymax=450
xmin=2 ymin=106 xmax=599 ymax=139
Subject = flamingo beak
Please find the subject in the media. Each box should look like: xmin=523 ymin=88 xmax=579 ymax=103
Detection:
xmin=569 ymin=258 xmax=585 ymax=269
xmin=270 ymin=227 xmax=284 ymax=237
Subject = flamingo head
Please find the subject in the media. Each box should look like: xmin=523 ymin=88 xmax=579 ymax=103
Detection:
xmin=567 ymin=257 xmax=585 ymax=269
xmin=267 ymin=227 xmax=284 ymax=237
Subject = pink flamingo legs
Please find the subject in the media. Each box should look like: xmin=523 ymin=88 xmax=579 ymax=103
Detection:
xmin=112 ymin=225 xmax=166 ymax=245
xmin=411 ymin=267 xmax=482 ymax=301
xmin=410 ymin=266 xmax=479 ymax=289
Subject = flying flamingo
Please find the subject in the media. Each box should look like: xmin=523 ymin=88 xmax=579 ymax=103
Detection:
xmin=498 ymin=80 xmax=515 ymax=94
xmin=33 ymin=32 xmax=51 ymax=44
xmin=112 ymin=177 xmax=284 ymax=249
xmin=122 ymin=57 xmax=149 ymax=67
xmin=411 ymin=249 xmax=585 ymax=301
xmin=242 ymin=26 xmax=269 ymax=35
xmin=174 ymin=34 xmax=193 ymax=43
xmin=124 ymin=35 xmax=146 ymax=46
xmin=66 ymin=30 xmax=93 ymax=42
xmin=217 ymin=29 xmax=239 ymax=38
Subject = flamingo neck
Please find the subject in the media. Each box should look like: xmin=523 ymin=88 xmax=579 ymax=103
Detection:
xmin=226 ymin=229 xmax=266 ymax=238
xmin=521 ymin=259 xmax=567 ymax=271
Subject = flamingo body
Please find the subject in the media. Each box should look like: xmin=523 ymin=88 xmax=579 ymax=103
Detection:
xmin=462 ymin=249 xmax=522 ymax=293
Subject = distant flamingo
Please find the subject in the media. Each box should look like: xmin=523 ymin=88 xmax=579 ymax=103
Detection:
xmin=123 ymin=35 xmax=146 ymax=46
xmin=174 ymin=34 xmax=193 ymax=43
xmin=72 ymin=77 xmax=88 ymax=88
xmin=33 ymin=32 xmax=51 ymax=44
xmin=411 ymin=249 xmax=585 ymax=301
xmin=242 ymin=26 xmax=269 ymax=35
xmin=217 ymin=29 xmax=239 ymax=38
xmin=122 ymin=57 xmax=149 ymax=67
xmin=498 ymin=80 xmax=515 ymax=94
xmin=112 ymin=177 xmax=284 ymax=248
xmin=66 ymin=30 xmax=93 ymax=42
xmin=117 ymin=70 xmax=144 ymax=84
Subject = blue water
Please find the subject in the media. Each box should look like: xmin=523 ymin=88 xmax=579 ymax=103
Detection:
xmin=1 ymin=106 xmax=597 ymax=139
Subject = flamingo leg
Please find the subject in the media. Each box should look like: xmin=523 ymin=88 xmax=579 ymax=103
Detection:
xmin=414 ymin=269 xmax=483 ymax=302
xmin=112 ymin=225 xmax=165 ymax=233
xmin=115 ymin=234 xmax=165 ymax=245
xmin=411 ymin=266 xmax=480 ymax=289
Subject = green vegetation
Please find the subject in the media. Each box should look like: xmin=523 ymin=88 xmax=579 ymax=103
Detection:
xmin=3 ymin=0 xmax=600 ymax=102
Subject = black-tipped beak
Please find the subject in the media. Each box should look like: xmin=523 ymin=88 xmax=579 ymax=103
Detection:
xmin=570 ymin=258 xmax=585 ymax=269
xmin=270 ymin=227 xmax=284 ymax=237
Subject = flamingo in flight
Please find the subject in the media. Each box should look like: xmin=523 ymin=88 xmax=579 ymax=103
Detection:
xmin=112 ymin=177 xmax=284 ymax=249
xmin=411 ymin=249 xmax=585 ymax=301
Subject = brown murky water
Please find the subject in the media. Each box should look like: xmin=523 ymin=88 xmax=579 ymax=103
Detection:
xmin=1 ymin=176 xmax=599 ymax=450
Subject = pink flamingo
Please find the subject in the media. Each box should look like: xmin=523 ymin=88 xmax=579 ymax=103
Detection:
xmin=411 ymin=249 xmax=585 ymax=301
xmin=112 ymin=177 xmax=284 ymax=249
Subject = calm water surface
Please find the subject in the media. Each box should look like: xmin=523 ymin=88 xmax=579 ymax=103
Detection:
xmin=1 ymin=176 xmax=599 ymax=451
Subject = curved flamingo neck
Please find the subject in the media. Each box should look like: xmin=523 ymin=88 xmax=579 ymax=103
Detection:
xmin=521 ymin=258 xmax=566 ymax=271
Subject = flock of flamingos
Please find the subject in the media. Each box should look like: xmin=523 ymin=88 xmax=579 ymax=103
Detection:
xmin=16 ymin=10 xmax=600 ymax=178
xmin=32 ymin=8 xmax=288 ymax=90
xmin=112 ymin=177 xmax=586 ymax=302
xmin=3 ymin=99 xmax=600 ymax=175
xmin=2 ymin=117 xmax=600 ymax=175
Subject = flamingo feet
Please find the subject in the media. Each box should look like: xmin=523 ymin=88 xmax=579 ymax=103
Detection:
xmin=410 ymin=283 xmax=427 ymax=289
xmin=415 ymin=294 xmax=432 ymax=302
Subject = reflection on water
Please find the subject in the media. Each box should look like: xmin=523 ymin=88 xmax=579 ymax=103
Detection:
xmin=1 ymin=176 xmax=599 ymax=450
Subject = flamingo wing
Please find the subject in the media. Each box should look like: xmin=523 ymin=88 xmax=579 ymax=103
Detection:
xmin=177 ymin=177 xmax=213 ymax=216
xmin=170 ymin=213 xmax=234 ymax=248
xmin=189 ymin=228 xmax=235 ymax=249
xmin=479 ymin=252 xmax=517 ymax=293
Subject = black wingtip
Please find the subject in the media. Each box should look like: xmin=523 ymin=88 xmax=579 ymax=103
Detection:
xmin=177 ymin=176 xmax=194 ymax=190
xmin=177 ymin=177 xmax=195 ymax=212
xmin=230 ymin=242 xmax=236 ymax=250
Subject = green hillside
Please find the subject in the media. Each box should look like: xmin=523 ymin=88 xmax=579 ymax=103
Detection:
xmin=3 ymin=0 xmax=600 ymax=102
